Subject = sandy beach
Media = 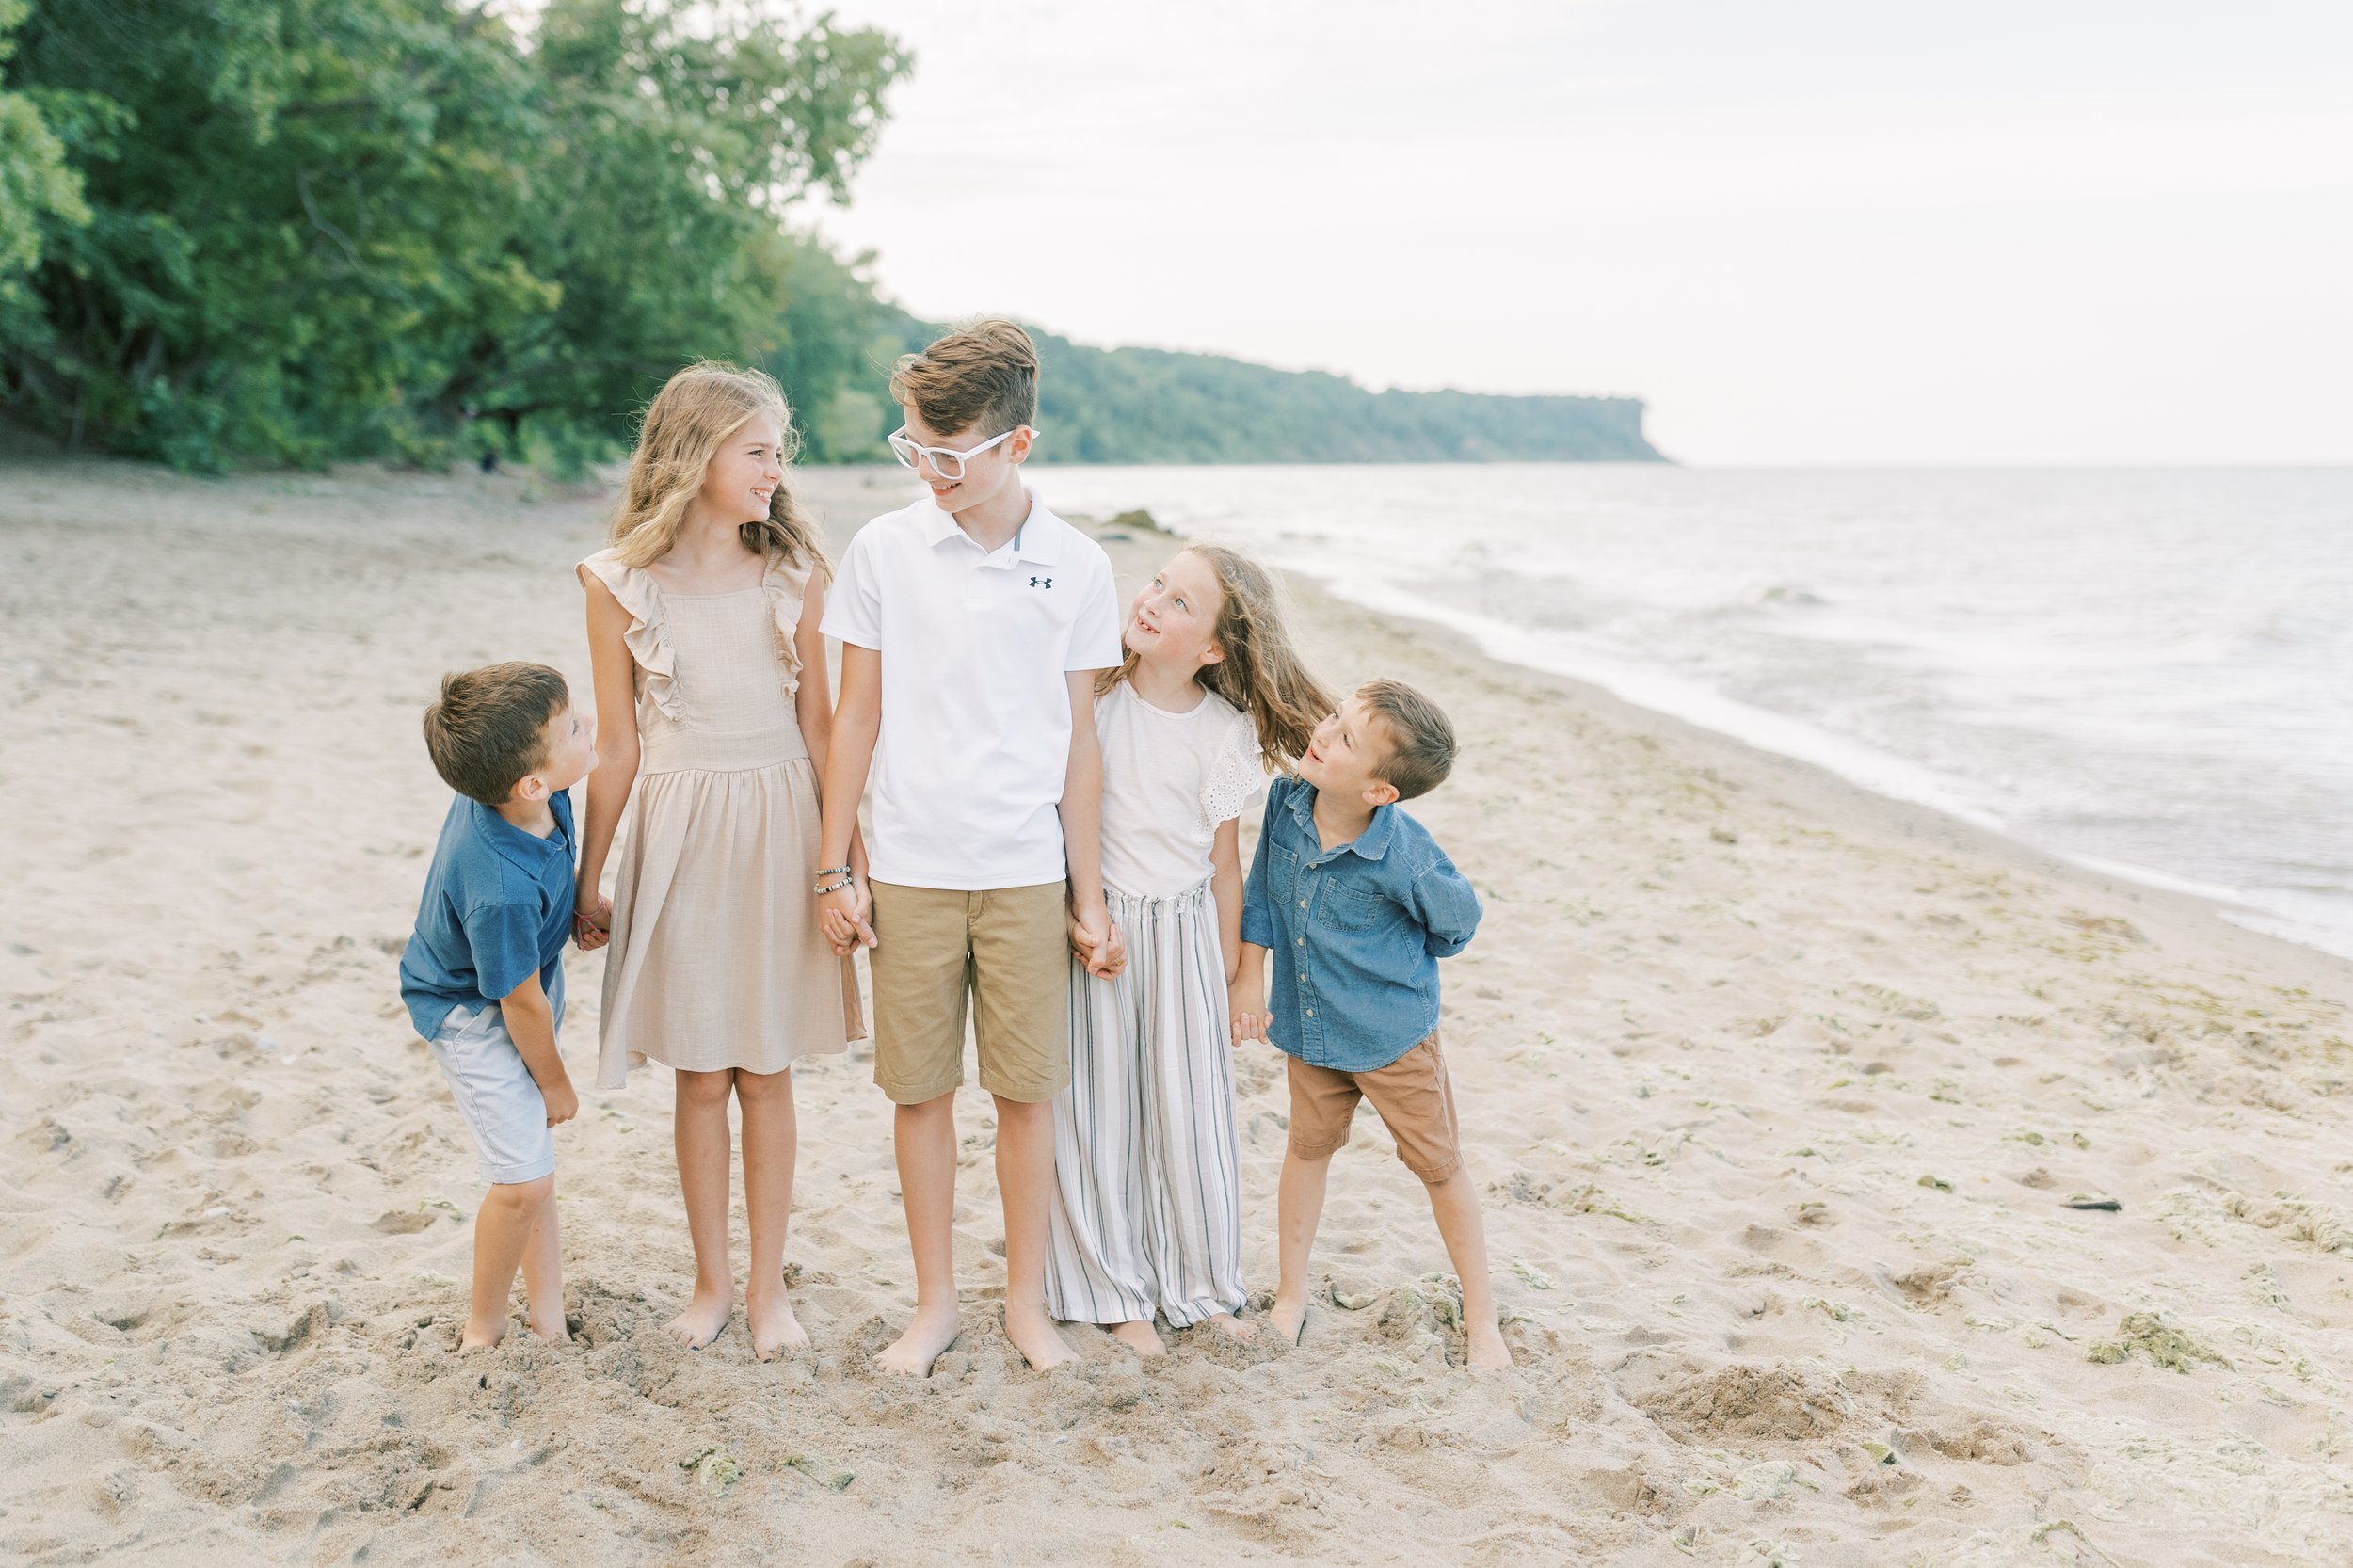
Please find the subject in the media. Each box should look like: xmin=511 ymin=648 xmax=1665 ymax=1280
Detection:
xmin=4 ymin=452 xmax=2351 ymax=1568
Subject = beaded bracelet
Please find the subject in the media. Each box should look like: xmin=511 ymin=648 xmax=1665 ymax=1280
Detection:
xmin=813 ymin=873 xmax=856 ymax=896
xmin=816 ymin=864 xmax=852 ymax=878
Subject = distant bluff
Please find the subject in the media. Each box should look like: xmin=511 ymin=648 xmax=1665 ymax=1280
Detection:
xmin=855 ymin=315 xmax=1665 ymax=464
xmin=1031 ymin=333 xmax=1663 ymax=463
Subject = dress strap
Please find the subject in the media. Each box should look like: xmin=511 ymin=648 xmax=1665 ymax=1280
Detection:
xmin=578 ymin=550 xmax=682 ymax=720
xmin=761 ymin=554 xmax=813 ymax=699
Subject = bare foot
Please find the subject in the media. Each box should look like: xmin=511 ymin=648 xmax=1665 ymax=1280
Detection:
xmin=1205 ymin=1311 xmax=1256 ymax=1342
xmin=873 ymin=1300 xmax=962 ymax=1376
xmin=527 ymin=1309 xmax=572 ymax=1345
xmin=1466 ymin=1320 xmax=1512 ymax=1371
xmin=457 ymin=1318 xmax=506 ymax=1352
xmin=1267 ymin=1295 xmax=1309 ymax=1346
xmin=664 ymin=1281 xmax=734 ymax=1350
xmin=1002 ymin=1301 xmax=1075 ymax=1370
xmin=747 ymin=1289 xmax=809 ymax=1362
xmin=1110 ymin=1319 xmax=1167 ymax=1357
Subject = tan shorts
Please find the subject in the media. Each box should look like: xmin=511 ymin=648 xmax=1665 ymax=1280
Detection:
xmin=867 ymin=879 xmax=1071 ymax=1105
xmin=1286 ymin=1034 xmax=1463 ymax=1182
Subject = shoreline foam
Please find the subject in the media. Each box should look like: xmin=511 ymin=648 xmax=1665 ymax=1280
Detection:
xmin=1018 ymin=459 xmax=2353 ymax=967
xmin=1286 ymin=553 xmax=2353 ymax=964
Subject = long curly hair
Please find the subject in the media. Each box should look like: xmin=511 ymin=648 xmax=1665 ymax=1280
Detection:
xmin=608 ymin=361 xmax=828 ymax=577
xmin=1099 ymin=544 xmax=1333 ymax=773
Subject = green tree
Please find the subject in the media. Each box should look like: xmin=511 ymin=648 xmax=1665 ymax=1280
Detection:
xmin=0 ymin=0 xmax=92 ymax=344
xmin=1 ymin=0 xmax=907 ymax=470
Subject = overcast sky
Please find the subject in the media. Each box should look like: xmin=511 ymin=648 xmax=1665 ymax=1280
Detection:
xmin=800 ymin=0 xmax=2353 ymax=465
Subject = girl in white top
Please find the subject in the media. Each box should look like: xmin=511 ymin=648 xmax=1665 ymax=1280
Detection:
xmin=1046 ymin=545 xmax=1334 ymax=1352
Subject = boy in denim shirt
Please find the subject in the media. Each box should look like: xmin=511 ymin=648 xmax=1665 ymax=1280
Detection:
xmin=1231 ymin=680 xmax=1508 ymax=1368
xmin=398 ymin=663 xmax=598 ymax=1350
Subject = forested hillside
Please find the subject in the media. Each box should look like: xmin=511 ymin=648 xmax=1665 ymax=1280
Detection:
xmin=0 ymin=0 xmax=1657 ymax=471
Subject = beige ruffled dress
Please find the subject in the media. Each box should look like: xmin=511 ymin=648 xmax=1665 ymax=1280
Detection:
xmin=579 ymin=549 xmax=863 ymax=1089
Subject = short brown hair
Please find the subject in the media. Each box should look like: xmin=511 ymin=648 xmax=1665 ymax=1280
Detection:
xmin=889 ymin=318 xmax=1038 ymax=438
xmin=1358 ymin=679 xmax=1457 ymax=801
xmin=423 ymin=663 xmax=570 ymax=806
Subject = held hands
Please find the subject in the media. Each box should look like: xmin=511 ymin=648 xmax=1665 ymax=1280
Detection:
xmin=1068 ymin=902 xmax=1125 ymax=979
xmin=1228 ymin=962 xmax=1266 ymax=1045
xmin=573 ymin=891 xmax=612 ymax=952
xmin=543 ymin=1080 xmax=580 ymax=1128
xmin=820 ymin=877 xmax=877 ymax=957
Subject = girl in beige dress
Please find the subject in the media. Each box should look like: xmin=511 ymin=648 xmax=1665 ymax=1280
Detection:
xmin=573 ymin=361 xmax=864 ymax=1358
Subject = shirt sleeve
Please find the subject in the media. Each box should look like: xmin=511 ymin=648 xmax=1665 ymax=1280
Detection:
xmin=461 ymin=897 xmax=549 ymax=1001
xmin=1408 ymin=845 xmax=1482 ymax=959
xmin=1066 ymin=548 xmax=1124 ymax=671
xmin=820 ymin=525 xmax=884 ymax=649
xmin=1198 ymin=712 xmax=1266 ymax=828
xmin=1240 ymin=780 xmax=1282 ymax=949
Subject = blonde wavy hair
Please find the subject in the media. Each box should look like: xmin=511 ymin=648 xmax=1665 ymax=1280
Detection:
xmin=1098 ymin=544 xmax=1334 ymax=772
xmin=608 ymin=361 xmax=829 ymax=576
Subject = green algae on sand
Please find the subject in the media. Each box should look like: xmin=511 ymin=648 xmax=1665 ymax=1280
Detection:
xmin=2086 ymin=1312 xmax=2229 ymax=1372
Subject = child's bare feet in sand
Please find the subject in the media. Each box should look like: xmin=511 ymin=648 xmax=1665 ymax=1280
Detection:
xmin=1003 ymin=1301 xmax=1074 ymax=1370
xmin=1267 ymin=1294 xmax=1309 ymax=1346
xmin=1466 ymin=1320 xmax=1512 ymax=1371
xmin=458 ymin=1316 xmax=507 ymax=1352
xmin=527 ymin=1306 xmax=572 ymax=1345
xmin=664 ymin=1280 xmax=734 ymax=1349
xmin=1110 ymin=1319 xmax=1167 ymax=1357
xmin=1205 ymin=1311 xmax=1254 ymax=1342
xmin=747 ymin=1288 xmax=808 ymax=1362
xmin=874 ymin=1300 xmax=962 ymax=1375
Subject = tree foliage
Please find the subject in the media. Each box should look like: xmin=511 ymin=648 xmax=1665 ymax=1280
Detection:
xmin=1028 ymin=330 xmax=1658 ymax=463
xmin=2 ymin=0 xmax=1655 ymax=472
xmin=0 ymin=0 xmax=91 ymax=298
xmin=859 ymin=312 xmax=1662 ymax=463
xmin=1 ymin=0 xmax=908 ymax=469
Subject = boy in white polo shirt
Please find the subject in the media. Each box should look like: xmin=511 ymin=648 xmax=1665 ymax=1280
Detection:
xmin=818 ymin=320 xmax=1124 ymax=1374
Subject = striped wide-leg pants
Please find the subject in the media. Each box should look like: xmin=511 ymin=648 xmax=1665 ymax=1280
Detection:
xmin=1045 ymin=880 xmax=1247 ymax=1328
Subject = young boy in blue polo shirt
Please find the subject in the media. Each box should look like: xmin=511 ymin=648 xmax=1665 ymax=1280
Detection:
xmin=1230 ymin=679 xmax=1510 ymax=1369
xmin=398 ymin=662 xmax=599 ymax=1350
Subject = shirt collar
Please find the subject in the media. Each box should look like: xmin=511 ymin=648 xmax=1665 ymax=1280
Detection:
xmin=1352 ymin=802 xmax=1398 ymax=861
xmin=917 ymin=491 xmax=1062 ymax=567
xmin=472 ymin=792 xmax=572 ymax=873
xmin=1283 ymin=780 xmax=1396 ymax=861
xmin=1011 ymin=498 xmax=1062 ymax=566
xmin=916 ymin=504 xmax=964 ymax=548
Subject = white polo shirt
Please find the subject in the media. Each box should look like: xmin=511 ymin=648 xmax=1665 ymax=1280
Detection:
xmin=823 ymin=493 xmax=1124 ymax=890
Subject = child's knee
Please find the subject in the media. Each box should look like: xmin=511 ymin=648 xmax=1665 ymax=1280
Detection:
xmin=1407 ymin=1149 xmax=1465 ymax=1187
xmin=487 ymin=1173 xmax=555 ymax=1210
xmin=732 ymin=1065 xmax=792 ymax=1103
xmin=675 ymin=1067 xmax=737 ymax=1106
xmin=1285 ymin=1136 xmax=1341 ymax=1167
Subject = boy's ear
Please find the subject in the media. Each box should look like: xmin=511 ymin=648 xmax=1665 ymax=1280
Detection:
xmin=1006 ymin=425 xmax=1035 ymax=464
xmin=1363 ymin=779 xmax=1401 ymax=809
xmin=513 ymin=773 xmax=551 ymax=804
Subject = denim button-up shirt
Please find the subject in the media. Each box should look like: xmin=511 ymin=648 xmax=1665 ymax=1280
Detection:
xmin=1241 ymin=775 xmax=1482 ymax=1072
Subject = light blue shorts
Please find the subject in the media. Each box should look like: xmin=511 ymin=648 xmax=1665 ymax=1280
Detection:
xmin=430 ymin=969 xmax=565 ymax=1186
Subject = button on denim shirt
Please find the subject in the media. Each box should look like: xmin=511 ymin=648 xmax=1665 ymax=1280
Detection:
xmin=1241 ymin=775 xmax=1482 ymax=1072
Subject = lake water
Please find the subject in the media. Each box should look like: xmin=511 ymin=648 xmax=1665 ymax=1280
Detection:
xmin=1012 ymin=463 xmax=2353 ymax=959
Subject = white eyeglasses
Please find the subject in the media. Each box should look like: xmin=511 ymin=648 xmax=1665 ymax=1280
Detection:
xmin=888 ymin=425 xmax=1022 ymax=481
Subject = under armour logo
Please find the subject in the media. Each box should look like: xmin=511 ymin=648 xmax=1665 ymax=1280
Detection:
xmin=1029 ymin=576 xmax=1053 ymax=589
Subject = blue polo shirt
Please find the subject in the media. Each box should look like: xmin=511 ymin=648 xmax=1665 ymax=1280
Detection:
xmin=398 ymin=790 xmax=577 ymax=1041
xmin=1240 ymin=775 xmax=1482 ymax=1072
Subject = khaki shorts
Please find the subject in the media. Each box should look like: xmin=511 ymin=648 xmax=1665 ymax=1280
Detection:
xmin=867 ymin=879 xmax=1071 ymax=1105
xmin=1286 ymin=1034 xmax=1463 ymax=1182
